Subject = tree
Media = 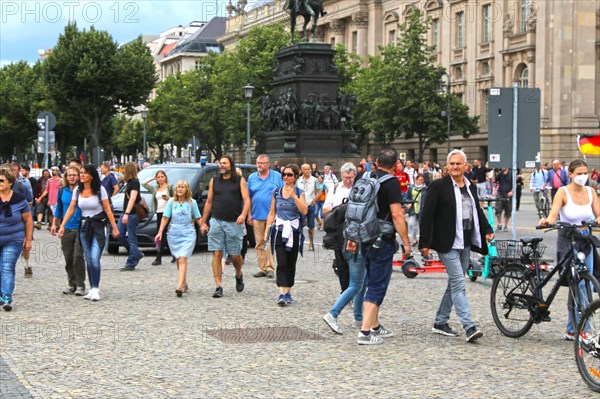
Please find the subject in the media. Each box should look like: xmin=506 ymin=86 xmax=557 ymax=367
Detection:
xmin=149 ymin=24 xmax=290 ymax=159
xmin=350 ymin=8 xmax=479 ymax=161
xmin=43 ymin=23 xmax=156 ymax=151
xmin=333 ymin=44 xmax=362 ymax=91
xmin=0 ymin=62 xmax=44 ymax=160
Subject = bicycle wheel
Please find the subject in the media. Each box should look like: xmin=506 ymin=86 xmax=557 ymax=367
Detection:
xmin=490 ymin=264 xmax=535 ymax=337
xmin=542 ymin=196 xmax=551 ymax=218
xmin=574 ymin=299 xmax=600 ymax=393
xmin=568 ymin=272 xmax=600 ymax=336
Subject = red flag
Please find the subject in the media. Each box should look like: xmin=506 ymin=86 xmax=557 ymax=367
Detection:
xmin=578 ymin=134 xmax=600 ymax=155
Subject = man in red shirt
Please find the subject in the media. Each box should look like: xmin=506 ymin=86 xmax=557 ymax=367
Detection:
xmin=394 ymin=160 xmax=410 ymax=199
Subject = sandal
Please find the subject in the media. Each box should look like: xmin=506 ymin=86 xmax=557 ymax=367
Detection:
xmin=182 ymin=284 xmax=189 ymax=293
xmin=175 ymin=287 xmax=183 ymax=297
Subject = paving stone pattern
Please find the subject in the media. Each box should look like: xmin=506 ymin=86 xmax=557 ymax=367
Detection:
xmin=0 ymin=203 xmax=594 ymax=398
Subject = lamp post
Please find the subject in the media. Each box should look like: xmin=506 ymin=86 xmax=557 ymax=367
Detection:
xmin=141 ymin=107 xmax=148 ymax=161
xmin=243 ymin=84 xmax=254 ymax=164
xmin=438 ymin=71 xmax=451 ymax=154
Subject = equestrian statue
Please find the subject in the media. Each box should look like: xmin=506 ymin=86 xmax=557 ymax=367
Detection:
xmin=285 ymin=0 xmax=326 ymax=42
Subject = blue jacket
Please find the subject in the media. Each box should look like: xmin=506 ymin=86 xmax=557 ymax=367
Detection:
xmin=546 ymin=168 xmax=569 ymax=189
xmin=54 ymin=186 xmax=82 ymax=230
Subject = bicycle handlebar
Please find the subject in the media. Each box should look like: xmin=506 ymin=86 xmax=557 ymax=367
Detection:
xmin=536 ymin=221 xmax=599 ymax=230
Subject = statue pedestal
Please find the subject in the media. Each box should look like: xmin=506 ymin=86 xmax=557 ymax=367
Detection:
xmin=257 ymin=43 xmax=359 ymax=169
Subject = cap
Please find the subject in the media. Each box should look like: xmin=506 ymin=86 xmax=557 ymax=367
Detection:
xmin=50 ymin=166 xmax=59 ymax=171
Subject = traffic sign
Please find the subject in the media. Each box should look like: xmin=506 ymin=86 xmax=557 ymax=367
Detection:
xmin=36 ymin=111 xmax=56 ymax=130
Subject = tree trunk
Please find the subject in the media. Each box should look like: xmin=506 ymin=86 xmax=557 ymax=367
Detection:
xmin=417 ymin=131 xmax=424 ymax=163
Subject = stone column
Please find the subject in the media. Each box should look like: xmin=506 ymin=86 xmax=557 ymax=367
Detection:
xmin=329 ymin=19 xmax=345 ymax=47
xmin=352 ymin=12 xmax=369 ymax=61
xmin=526 ymin=52 xmax=535 ymax=86
xmin=503 ymin=55 xmax=513 ymax=85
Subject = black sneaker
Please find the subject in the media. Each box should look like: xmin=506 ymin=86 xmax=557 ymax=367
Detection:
xmin=171 ymin=256 xmax=177 ymax=264
xmin=466 ymin=326 xmax=483 ymax=343
xmin=24 ymin=267 xmax=32 ymax=278
xmin=253 ymin=271 xmax=267 ymax=278
xmin=235 ymin=274 xmax=244 ymax=292
xmin=151 ymin=258 xmax=161 ymax=266
xmin=432 ymin=323 xmax=459 ymax=337
xmin=63 ymin=286 xmax=76 ymax=295
xmin=212 ymin=286 xmax=223 ymax=298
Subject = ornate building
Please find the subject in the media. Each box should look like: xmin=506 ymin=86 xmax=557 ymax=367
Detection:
xmin=220 ymin=0 xmax=600 ymax=163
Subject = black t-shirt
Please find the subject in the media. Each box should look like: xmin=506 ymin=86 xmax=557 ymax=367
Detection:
xmin=371 ymin=170 xmax=403 ymax=220
xmin=497 ymin=172 xmax=512 ymax=197
xmin=459 ymin=185 xmax=473 ymax=247
xmin=124 ymin=178 xmax=141 ymax=212
xmin=472 ymin=166 xmax=488 ymax=184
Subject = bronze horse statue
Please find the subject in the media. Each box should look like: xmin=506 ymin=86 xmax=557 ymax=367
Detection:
xmin=286 ymin=0 xmax=326 ymax=42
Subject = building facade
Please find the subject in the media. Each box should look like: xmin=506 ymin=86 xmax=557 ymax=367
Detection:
xmin=220 ymin=0 xmax=600 ymax=164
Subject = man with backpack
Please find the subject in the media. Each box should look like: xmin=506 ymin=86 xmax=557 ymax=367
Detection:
xmin=419 ymin=149 xmax=493 ymax=343
xmin=345 ymin=148 xmax=411 ymax=345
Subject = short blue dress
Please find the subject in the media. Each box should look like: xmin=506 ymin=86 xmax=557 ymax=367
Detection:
xmin=163 ymin=199 xmax=201 ymax=258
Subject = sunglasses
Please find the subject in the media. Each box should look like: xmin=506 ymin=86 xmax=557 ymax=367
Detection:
xmin=282 ymin=173 xmax=296 ymax=177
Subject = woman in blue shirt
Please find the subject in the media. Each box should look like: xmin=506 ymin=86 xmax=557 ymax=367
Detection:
xmin=265 ymin=164 xmax=308 ymax=306
xmin=155 ymin=180 xmax=202 ymax=297
xmin=0 ymin=165 xmax=33 ymax=311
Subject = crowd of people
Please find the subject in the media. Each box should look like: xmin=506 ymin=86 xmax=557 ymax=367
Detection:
xmin=0 ymin=152 xmax=598 ymax=348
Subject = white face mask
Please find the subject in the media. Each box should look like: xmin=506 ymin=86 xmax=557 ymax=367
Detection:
xmin=573 ymin=174 xmax=588 ymax=186
xmin=414 ymin=184 xmax=424 ymax=189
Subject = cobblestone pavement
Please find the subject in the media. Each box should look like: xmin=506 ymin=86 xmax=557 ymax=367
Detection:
xmin=0 ymin=202 xmax=595 ymax=398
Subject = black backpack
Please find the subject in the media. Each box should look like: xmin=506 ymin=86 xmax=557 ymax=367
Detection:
xmin=322 ymin=200 xmax=348 ymax=250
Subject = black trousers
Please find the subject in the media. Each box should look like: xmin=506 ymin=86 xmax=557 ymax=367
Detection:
xmin=155 ymin=212 xmax=169 ymax=258
xmin=333 ymin=249 xmax=350 ymax=293
xmin=275 ymin=231 xmax=300 ymax=288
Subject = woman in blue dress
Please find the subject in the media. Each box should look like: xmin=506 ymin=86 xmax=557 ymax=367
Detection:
xmin=155 ymin=180 xmax=202 ymax=297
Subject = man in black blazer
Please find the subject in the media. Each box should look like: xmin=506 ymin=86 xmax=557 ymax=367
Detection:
xmin=419 ymin=150 xmax=494 ymax=343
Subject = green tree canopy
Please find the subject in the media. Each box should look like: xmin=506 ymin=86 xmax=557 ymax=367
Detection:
xmin=43 ymin=22 xmax=156 ymax=151
xmin=350 ymin=8 xmax=479 ymax=161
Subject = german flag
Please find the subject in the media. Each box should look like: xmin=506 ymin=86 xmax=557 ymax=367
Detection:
xmin=578 ymin=134 xmax=600 ymax=155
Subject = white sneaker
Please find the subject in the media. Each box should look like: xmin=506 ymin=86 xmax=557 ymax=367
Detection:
xmin=91 ymin=289 xmax=100 ymax=301
xmin=83 ymin=289 xmax=94 ymax=300
xmin=357 ymin=331 xmax=383 ymax=345
xmin=323 ymin=313 xmax=343 ymax=334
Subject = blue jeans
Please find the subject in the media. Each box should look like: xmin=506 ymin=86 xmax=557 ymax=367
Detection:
xmin=80 ymin=232 xmax=102 ymax=288
xmin=117 ymin=213 xmax=142 ymax=269
xmin=566 ymin=230 xmax=595 ymax=334
xmin=315 ymin=201 xmax=324 ymax=219
xmin=306 ymin=205 xmax=315 ymax=230
xmin=437 ymin=248 xmax=476 ymax=330
xmin=329 ymin=249 xmax=367 ymax=320
xmin=0 ymin=242 xmax=23 ymax=303
xmin=364 ymin=239 xmax=395 ymax=306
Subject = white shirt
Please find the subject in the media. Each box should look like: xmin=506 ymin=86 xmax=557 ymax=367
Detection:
xmin=322 ymin=172 xmax=338 ymax=192
xmin=405 ymin=167 xmax=416 ymax=185
xmin=324 ymin=184 xmax=352 ymax=210
xmin=296 ymin=175 xmax=317 ymax=204
xmin=451 ymin=177 xmax=482 ymax=250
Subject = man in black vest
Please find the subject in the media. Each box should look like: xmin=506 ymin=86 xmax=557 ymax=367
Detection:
xmin=419 ymin=149 xmax=494 ymax=343
xmin=201 ymin=156 xmax=251 ymax=298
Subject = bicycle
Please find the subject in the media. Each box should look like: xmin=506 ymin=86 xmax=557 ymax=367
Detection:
xmin=574 ymin=299 xmax=600 ymax=393
xmin=537 ymin=187 xmax=551 ymax=219
xmin=490 ymin=221 xmax=600 ymax=338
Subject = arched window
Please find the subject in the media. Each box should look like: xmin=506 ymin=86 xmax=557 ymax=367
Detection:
xmin=519 ymin=65 xmax=529 ymax=87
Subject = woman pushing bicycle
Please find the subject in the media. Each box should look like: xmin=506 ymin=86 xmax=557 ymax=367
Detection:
xmin=539 ymin=159 xmax=600 ymax=340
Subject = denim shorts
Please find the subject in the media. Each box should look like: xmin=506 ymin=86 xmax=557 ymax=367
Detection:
xmin=208 ymin=218 xmax=243 ymax=255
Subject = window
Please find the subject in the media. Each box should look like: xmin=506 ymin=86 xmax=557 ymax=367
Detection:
xmin=331 ymin=37 xmax=335 ymax=46
xmin=520 ymin=0 xmax=530 ymax=33
xmin=352 ymin=31 xmax=358 ymax=53
xmin=389 ymin=29 xmax=397 ymax=45
xmin=432 ymin=19 xmax=440 ymax=50
xmin=455 ymin=66 xmax=463 ymax=80
xmin=482 ymin=4 xmax=492 ymax=43
xmin=482 ymin=61 xmax=490 ymax=76
xmin=519 ymin=66 xmax=529 ymax=87
xmin=195 ymin=60 xmax=202 ymax=70
xmin=456 ymin=12 xmax=464 ymax=48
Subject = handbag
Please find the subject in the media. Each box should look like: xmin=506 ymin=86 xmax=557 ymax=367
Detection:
xmin=126 ymin=191 xmax=149 ymax=219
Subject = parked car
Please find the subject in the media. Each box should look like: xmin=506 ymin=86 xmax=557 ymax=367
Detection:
xmin=107 ymin=163 xmax=257 ymax=254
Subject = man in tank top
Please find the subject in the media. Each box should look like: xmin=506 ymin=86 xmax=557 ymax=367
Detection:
xmin=201 ymin=155 xmax=251 ymax=298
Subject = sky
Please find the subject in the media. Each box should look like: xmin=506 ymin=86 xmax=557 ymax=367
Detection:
xmin=0 ymin=0 xmax=269 ymax=66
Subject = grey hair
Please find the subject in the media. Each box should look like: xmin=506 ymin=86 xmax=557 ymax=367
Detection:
xmin=340 ymin=162 xmax=357 ymax=174
xmin=447 ymin=149 xmax=467 ymax=163
xmin=256 ymin=154 xmax=270 ymax=162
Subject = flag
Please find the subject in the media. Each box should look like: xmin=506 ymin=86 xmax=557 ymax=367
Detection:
xmin=577 ymin=134 xmax=600 ymax=155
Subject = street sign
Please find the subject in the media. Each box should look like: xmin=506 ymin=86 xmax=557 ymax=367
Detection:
xmin=487 ymin=88 xmax=541 ymax=168
xmin=36 ymin=111 xmax=56 ymax=130
xmin=37 ymin=131 xmax=55 ymax=153
xmin=399 ymin=152 xmax=406 ymax=160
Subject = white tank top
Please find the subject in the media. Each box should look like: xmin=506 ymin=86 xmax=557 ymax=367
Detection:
xmin=558 ymin=186 xmax=595 ymax=224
